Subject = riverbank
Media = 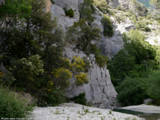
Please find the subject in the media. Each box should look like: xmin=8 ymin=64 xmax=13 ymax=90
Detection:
xmin=122 ymin=104 xmax=160 ymax=114
xmin=29 ymin=103 xmax=144 ymax=120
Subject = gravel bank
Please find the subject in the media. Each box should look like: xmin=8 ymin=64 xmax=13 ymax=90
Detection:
xmin=29 ymin=103 xmax=144 ymax=120
xmin=122 ymin=104 xmax=160 ymax=114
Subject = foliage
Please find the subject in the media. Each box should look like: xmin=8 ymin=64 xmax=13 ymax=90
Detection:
xmin=0 ymin=70 xmax=15 ymax=86
xmin=108 ymin=29 xmax=158 ymax=105
xmin=136 ymin=21 xmax=151 ymax=32
xmin=82 ymin=57 xmax=91 ymax=72
xmin=0 ymin=0 xmax=32 ymax=19
xmin=71 ymin=56 xmax=86 ymax=72
xmin=0 ymin=0 xmax=65 ymax=106
xmin=93 ymin=0 xmax=110 ymax=13
xmin=43 ymin=87 xmax=66 ymax=106
xmin=132 ymin=0 xmax=147 ymax=16
xmin=68 ymin=19 xmax=108 ymax=68
xmin=94 ymin=49 xmax=108 ymax=68
xmin=10 ymin=55 xmax=44 ymax=92
xmin=70 ymin=93 xmax=87 ymax=105
xmin=114 ymin=14 xmax=126 ymax=23
xmin=0 ymin=87 xmax=35 ymax=118
xmin=117 ymin=77 xmax=147 ymax=106
xmin=52 ymin=68 xmax=72 ymax=88
xmin=146 ymin=68 xmax=160 ymax=104
xmin=109 ymin=30 xmax=157 ymax=86
xmin=101 ymin=15 xmax=114 ymax=37
xmin=68 ymin=19 xmax=101 ymax=54
xmin=64 ymin=8 xmax=74 ymax=18
xmin=76 ymin=72 xmax=88 ymax=85
xmin=79 ymin=0 xmax=95 ymax=24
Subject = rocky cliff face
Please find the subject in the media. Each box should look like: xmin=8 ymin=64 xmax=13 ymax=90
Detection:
xmin=47 ymin=0 xmax=118 ymax=108
xmin=65 ymin=47 xmax=117 ymax=108
xmin=45 ymin=0 xmax=160 ymax=108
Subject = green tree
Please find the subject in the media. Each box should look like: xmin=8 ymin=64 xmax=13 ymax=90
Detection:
xmin=79 ymin=0 xmax=95 ymax=24
xmin=146 ymin=68 xmax=160 ymax=104
xmin=117 ymin=77 xmax=147 ymax=106
xmin=109 ymin=30 xmax=157 ymax=86
xmin=0 ymin=0 xmax=32 ymax=29
xmin=68 ymin=19 xmax=101 ymax=54
xmin=11 ymin=55 xmax=44 ymax=92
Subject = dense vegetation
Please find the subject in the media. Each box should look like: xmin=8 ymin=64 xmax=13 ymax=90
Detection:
xmin=0 ymin=0 xmax=110 ymax=117
xmin=0 ymin=87 xmax=35 ymax=118
xmin=0 ymin=0 xmax=90 ymax=117
xmin=1 ymin=0 xmax=160 ymax=118
xmin=108 ymin=29 xmax=160 ymax=106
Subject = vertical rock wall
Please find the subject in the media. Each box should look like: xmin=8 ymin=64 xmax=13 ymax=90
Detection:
xmin=47 ymin=0 xmax=118 ymax=108
xmin=65 ymin=48 xmax=117 ymax=108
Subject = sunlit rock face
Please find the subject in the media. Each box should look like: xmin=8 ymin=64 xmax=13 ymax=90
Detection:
xmin=45 ymin=0 xmax=119 ymax=108
xmin=65 ymin=47 xmax=117 ymax=109
xmin=48 ymin=0 xmax=80 ymax=30
xmin=54 ymin=0 xmax=78 ymax=10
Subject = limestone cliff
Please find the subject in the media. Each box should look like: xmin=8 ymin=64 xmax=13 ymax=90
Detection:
xmin=65 ymin=47 xmax=117 ymax=108
xmin=47 ymin=0 xmax=118 ymax=108
xmin=45 ymin=0 xmax=160 ymax=108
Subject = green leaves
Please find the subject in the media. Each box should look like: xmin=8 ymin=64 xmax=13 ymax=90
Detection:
xmin=101 ymin=15 xmax=114 ymax=37
xmin=79 ymin=0 xmax=95 ymax=24
xmin=0 ymin=0 xmax=32 ymax=18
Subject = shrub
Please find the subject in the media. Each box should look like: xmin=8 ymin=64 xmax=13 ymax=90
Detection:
xmin=44 ymin=87 xmax=66 ymax=106
xmin=95 ymin=52 xmax=108 ymax=68
xmin=11 ymin=55 xmax=44 ymax=92
xmin=67 ymin=19 xmax=101 ymax=55
xmin=82 ymin=57 xmax=91 ymax=72
xmin=108 ymin=30 xmax=157 ymax=86
xmin=0 ymin=70 xmax=15 ymax=86
xmin=52 ymin=67 xmax=72 ymax=88
xmin=71 ymin=56 xmax=86 ymax=72
xmin=88 ymin=44 xmax=108 ymax=67
xmin=117 ymin=77 xmax=147 ymax=106
xmin=79 ymin=0 xmax=95 ymax=24
xmin=76 ymin=72 xmax=88 ymax=85
xmin=136 ymin=21 xmax=151 ymax=32
xmin=70 ymin=93 xmax=87 ymax=105
xmin=93 ymin=0 xmax=110 ymax=13
xmin=0 ymin=87 xmax=35 ymax=118
xmin=101 ymin=15 xmax=114 ymax=37
xmin=114 ymin=14 xmax=126 ymax=23
xmin=64 ymin=8 xmax=74 ymax=18
xmin=146 ymin=68 xmax=160 ymax=105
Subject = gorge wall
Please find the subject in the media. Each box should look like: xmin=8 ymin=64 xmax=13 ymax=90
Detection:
xmin=46 ymin=0 xmax=157 ymax=108
xmin=47 ymin=0 xmax=119 ymax=108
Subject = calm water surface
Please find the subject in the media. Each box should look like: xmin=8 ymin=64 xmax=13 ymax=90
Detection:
xmin=114 ymin=108 xmax=160 ymax=120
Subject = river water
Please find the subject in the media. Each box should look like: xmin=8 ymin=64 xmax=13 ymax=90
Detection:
xmin=114 ymin=108 xmax=160 ymax=120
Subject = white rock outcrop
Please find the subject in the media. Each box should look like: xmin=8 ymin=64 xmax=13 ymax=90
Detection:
xmin=65 ymin=47 xmax=117 ymax=108
xmin=49 ymin=0 xmax=80 ymax=30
